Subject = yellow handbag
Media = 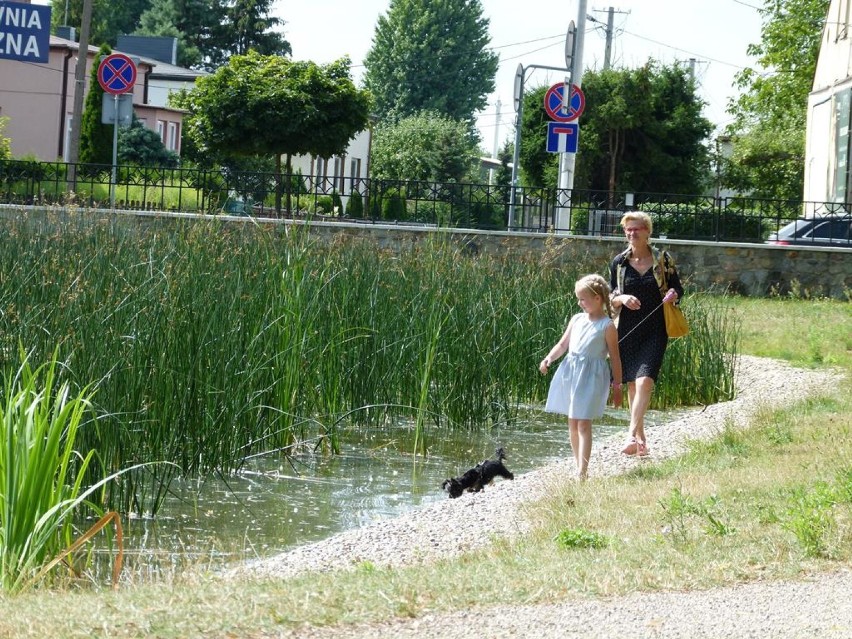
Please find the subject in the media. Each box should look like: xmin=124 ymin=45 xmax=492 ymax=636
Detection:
xmin=663 ymin=302 xmax=689 ymax=338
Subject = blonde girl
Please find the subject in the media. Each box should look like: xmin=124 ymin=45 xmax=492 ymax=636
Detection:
xmin=539 ymin=274 xmax=623 ymax=480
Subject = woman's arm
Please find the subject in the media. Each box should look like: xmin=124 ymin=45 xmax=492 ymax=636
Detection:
xmin=663 ymin=251 xmax=685 ymax=303
xmin=609 ymin=256 xmax=624 ymax=311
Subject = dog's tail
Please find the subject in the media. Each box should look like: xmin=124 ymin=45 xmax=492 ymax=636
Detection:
xmin=495 ymin=447 xmax=506 ymax=461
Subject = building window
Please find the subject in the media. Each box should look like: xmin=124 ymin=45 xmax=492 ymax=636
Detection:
xmin=157 ymin=120 xmax=166 ymax=143
xmin=833 ymin=88 xmax=852 ymax=203
xmin=333 ymin=156 xmax=344 ymax=191
xmin=167 ymin=122 xmax=179 ymax=152
xmin=349 ymin=158 xmax=362 ymax=193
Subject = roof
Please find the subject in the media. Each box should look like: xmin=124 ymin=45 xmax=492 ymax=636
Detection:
xmin=48 ymin=35 xmax=206 ymax=80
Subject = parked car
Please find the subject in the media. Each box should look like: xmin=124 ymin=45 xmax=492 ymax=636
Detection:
xmin=766 ymin=215 xmax=852 ymax=247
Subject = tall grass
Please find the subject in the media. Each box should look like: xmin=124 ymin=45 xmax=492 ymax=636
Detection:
xmin=0 ymin=213 xmax=737 ymax=514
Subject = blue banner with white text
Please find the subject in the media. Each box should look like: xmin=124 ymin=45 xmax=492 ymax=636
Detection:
xmin=0 ymin=0 xmax=51 ymax=63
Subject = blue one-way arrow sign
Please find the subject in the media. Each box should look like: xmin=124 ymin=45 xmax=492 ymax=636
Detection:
xmin=546 ymin=122 xmax=579 ymax=154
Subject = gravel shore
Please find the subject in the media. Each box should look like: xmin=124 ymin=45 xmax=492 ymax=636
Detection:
xmin=235 ymin=355 xmax=850 ymax=638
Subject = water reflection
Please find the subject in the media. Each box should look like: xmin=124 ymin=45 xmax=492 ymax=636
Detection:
xmin=114 ymin=409 xmax=630 ymax=575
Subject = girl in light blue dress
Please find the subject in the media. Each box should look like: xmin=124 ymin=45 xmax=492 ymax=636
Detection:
xmin=539 ymin=274 xmax=623 ymax=480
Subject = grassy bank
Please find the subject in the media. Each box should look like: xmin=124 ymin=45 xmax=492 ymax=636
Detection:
xmin=0 ymin=295 xmax=848 ymax=636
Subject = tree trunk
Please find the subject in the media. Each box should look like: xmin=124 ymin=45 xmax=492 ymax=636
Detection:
xmin=608 ymin=128 xmax=624 ymax=208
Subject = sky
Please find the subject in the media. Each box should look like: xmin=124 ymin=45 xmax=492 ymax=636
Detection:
xmin=274 ymin=0 xmax=767 ymax=152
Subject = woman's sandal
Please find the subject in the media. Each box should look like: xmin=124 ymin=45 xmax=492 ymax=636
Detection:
xmin=637 ymin=441 xmax=650 ymax=457
xmin=621 ymin=437 xmax=638 ymax=456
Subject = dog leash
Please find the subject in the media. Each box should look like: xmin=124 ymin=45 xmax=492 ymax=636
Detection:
xmin=616 ymin=290 xmax=676 ymax=344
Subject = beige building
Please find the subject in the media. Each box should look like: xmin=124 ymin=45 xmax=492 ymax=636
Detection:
xmin=0 ymin=35 xmax=187 ymax=160
xmin=1 ymin=31 xmax=371 ymax=192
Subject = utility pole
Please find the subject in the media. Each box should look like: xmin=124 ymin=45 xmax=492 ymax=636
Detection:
xmin=603 ymin=7 xmax=614 ymax=70
xmin=490 ymin=98 xmax=501 ymax=185
xmin=684 ymin=57 xmax=708 ymax=82
xmin=66 ymin=0 xmax=93 ymax=187
xmin=592 ymin=7 xmax=629 ymax=70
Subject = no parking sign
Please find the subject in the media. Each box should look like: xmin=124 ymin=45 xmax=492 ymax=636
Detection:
xmin=543 ymin=82 xmax=585 ymax=123
xmin=97 ymin=53 xmax=137 ymax=95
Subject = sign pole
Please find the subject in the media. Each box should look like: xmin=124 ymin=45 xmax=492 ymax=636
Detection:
xmin=96 ymin=53 xmax=137 ymax=211
xmin=556 ymin=0 xmax=588 ymax=233
xmin=111 ymin=94 xmax=119 ymax=209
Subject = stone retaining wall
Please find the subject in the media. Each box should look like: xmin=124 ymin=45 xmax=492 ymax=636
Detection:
xmin=306 ymin=221 xmax=852 ymax=299
xmin=2 ymin=206 xmax=850 ymax=298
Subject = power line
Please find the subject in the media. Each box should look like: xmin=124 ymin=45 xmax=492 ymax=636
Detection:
xmin=619 ymin=28 xmax=753 ymax=71
xmin=732 ymin=0 xmax=763 ymax=10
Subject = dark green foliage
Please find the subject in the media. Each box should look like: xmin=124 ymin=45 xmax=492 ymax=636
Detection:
xmin=518 ymin=85 xmax=552 ymax=188
xmin=221 ymin=0 xmax=290 ymax=64
xmin=346 ymin=190 xmax=364 ymax=218
xmin=136 ymin=0 xmax=289 ymax=70
xmin=52 ymin=0 xmax=150 ymax=48
xmin=363 ymin=0 xmax=498 ymax=127
xmin=118 ymin=117 xmax=179 ymax=168
xmin=330 ymin=191 xmax=343 ymax=215
xmin=79 ymin=44 xmax=113 ymax=167
xmin=174 ymin=52 xmax=370 ymax=211
xmin=136 ymin=0 xmax=215 ymax=68
xmin=178 ymin=52 xmax=370 ymax=160
xmin=314 ymin=195 xmax=334 ymax=214
xmin=519 ymin=64 xmax=712 ymax=194
xmin=381 ymin=187 xmax=407 ymax=220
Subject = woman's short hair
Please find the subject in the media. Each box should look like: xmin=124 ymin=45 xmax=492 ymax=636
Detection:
xmin=620 ymin=211 xmax=653 ymax=237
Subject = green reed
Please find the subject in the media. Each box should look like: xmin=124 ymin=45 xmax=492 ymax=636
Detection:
xmin=0 ymin=212 xmax=737 ymax=515
xmin=655 ymin=293 xmax=739 ymax=408
xmin=0 ymin=349 xmax=98 ymax=592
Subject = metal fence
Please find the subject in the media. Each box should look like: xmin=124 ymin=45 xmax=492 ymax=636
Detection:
xmin=1 ymin=158 xmax=850 ymax=245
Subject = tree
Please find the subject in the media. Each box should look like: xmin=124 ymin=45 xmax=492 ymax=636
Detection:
xmin=51 ymin=0 xmax=150 ymax=47
xmin=117 ymin=117 xmax=179 ymax=167
xmin=370 ymin=111 xmax=480 ymax=183
xmin=519 ymin=63 xmax=712 ymax=196
xmin=136 ymin=0 xmax=223 ymax=69
xmin=724 ymin=0 xmax=829 ymax=199
xmin=136 ymin=0 xmax=290 ymax=70
xmin=79 ymin=44 xmax=113 ymax=167
xmin=363 ymin=0 xmax=499 ymax=127
xmin=174 ymin=51 xmax=371 ymax=211
xmin=218 ymin=0 xmax=290 ymax=65
xmin=0 ymin=117 xmax=10 ymax=160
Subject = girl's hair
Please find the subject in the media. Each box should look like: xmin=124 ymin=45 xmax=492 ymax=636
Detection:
xmin=620 ymin=210 xmax=653 ymax=237
xmin=575 ymin=274 xmax=614 ymax=318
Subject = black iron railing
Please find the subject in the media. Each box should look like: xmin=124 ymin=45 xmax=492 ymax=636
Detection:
xmin=0 ymin=159 xmax=849 ymax=245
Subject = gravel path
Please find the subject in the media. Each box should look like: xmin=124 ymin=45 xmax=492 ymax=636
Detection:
xmin=234 ymin=355 xmax=850 ymax=638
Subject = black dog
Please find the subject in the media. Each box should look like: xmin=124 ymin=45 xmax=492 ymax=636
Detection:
xmin=441 ymin=447 xmax=514 ymax=498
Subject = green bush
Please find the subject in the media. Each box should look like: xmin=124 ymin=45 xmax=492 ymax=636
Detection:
xmin=314 ymin=195 xmax=334 ymax=214
xmin=346 ymin=190 xmax=364 ymax=218
xmin=381 ymin=187 xmax=407 ymax=221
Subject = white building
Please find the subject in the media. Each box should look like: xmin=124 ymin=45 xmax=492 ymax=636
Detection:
xmin=804 ymin=0 xmax=852 ymax=211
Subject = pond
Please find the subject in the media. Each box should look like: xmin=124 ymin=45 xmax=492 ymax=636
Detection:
xmin=112 ymin=408 xmax=639 ymax=579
